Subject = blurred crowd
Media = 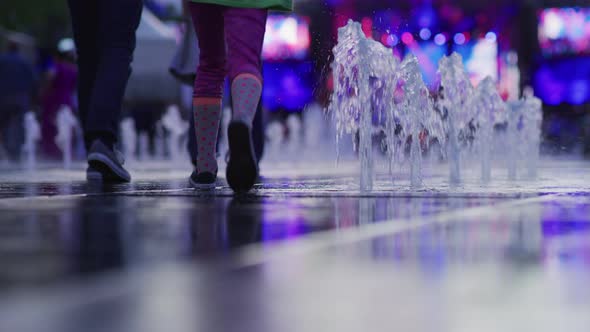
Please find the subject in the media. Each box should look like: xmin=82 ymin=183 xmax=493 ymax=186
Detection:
xmin=0 ymin=35 xmax=79 ymax=161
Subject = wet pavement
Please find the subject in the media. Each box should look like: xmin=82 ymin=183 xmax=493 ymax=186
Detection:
xmin=0 ymin=159 xmax=589 ymax=331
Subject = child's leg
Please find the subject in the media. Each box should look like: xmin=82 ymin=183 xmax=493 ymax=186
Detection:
xmin=225 ymin=8 xmax=268 ymax=126
xmin=223 ymin=8 xmax=267 ymax=192
xmin=188 ymin=3 xmax=226 ymax=174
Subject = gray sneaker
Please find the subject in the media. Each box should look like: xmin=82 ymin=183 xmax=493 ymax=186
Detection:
xmin=86 ymin=140 xmax=131 ymax=183
xmin=189 ymin=170 xmax=217 ymax=190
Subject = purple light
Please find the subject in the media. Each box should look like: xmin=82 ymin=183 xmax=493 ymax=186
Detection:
xmin=381 ymin=34 xmax=399 ymax=47
xmin=485 ymin=31 xmax=497 ymax=43
xmin=570 ymin=80 xmax=589 ymax=105
xmin=454 ymin=33 xmax=466 ymax=45
xmin=434 ymin=33 xmax=447 ymax=45
xmin=419 ymin=28 xmax=432 ymax=40
xmin=416 ymin=5 xmax=437 ymax=28
xmin=389 ymin=34 xmax=399 ymax=46
xmin=534 ymin=57 xmax=590 ymax=105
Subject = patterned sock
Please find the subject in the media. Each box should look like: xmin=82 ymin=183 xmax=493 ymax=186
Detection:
xmin=193 ymin=97 xmax=222 ymax=174
xmin=231 ymin=74 xmax=262 ymax=127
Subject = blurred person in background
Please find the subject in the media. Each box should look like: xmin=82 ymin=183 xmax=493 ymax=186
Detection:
xmin=187 ymin=0 xmax=292 ymax=193
xmin=67 ymin=0 xmax=142 ymax=182
xmin=0 ymin=40 xmax=38 ymax=161
xmin=39 ymin=38 xmax=78 ymax=159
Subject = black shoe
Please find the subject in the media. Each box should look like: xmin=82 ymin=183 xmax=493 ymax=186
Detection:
xmin=189 ymin=170 xmax=217 ymax=190
xmin=226 ymin=121 xmax=258 ymax=193
xmin=86 ymin=140 xmax=131 ymax=183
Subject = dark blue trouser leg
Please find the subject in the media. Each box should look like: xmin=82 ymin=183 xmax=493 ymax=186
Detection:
xmin=0 ymin=106 xmax=24 ymax=161
xmin=67 ymin=0 xmax=142 ymax=149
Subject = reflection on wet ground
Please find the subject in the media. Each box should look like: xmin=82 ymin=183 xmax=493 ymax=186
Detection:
xmin=0 ymin=160 xmax=589 ymax=331
xmin=0 ymin=194 xmax=504 ymax=288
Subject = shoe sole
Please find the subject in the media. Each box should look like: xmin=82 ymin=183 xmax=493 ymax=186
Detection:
xmin=226 ymin=121 xmax=258 ymax=193
xmin=188 ymin=176 xmax=216 ymax=190
xmin=86 ymin=168 xmax=104 ymax=182
xmin=87 ymin=153 xmax=131 ymax=183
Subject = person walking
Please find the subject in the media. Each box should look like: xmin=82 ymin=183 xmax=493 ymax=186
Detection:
xmin=67 ymin=0 xmax=142 ymax=182
xmin=39 ymin=41 xmax=78 ymax=159
xmin=187 ymin=0 xmax=292 ymax=193
xmin=168 ymin=10 xmax=266 ymax=170
xmin=0 ymin=40 xmax=37 ymax=161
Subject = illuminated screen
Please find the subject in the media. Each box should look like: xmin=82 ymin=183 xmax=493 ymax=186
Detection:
xmin=406 ymin=42 xmax=445 ymax=89
xmin=453 ymin=38 xmax=498 ymax=86
xmin=262 ymin=62 xmax=314 ymax=112
xmin=538 ymin=7 xmax=590 ymax=57
xmin=262 ymin=15 xmax=311 ymax=61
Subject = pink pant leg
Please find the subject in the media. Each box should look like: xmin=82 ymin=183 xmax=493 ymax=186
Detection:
xmin=224 ymin=7 xmax=268 ymax=83
xmin=188 ymin=3 xmax=226 ymax=98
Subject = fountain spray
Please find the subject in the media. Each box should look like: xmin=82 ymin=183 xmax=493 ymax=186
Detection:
xmin=471 ymin=77 xmax=506 ymax=182
xmin=330 ymin=20 xmax=398 ymax=192
xmin=55 ymin=105 xmax=78 ymax=170
xmin=22 ymin=111 xmax=41 ymax=171
xmin=438 ymin=53 xmax=475 ymax=184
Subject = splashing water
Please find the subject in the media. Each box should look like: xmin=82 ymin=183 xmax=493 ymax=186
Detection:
xmin=266 ymin=121 xmax=284 ymax=162
xmin=471 ymin=77 xmax=506 ymax=182
xmin=55 ymin=105 xmax=78 ymax=170
xmin=154 ymin=121 xmax=165 ymax=160
xmin=506 ymin=101 xmax=522 ymax=180
xmin=161 ymin=104 xmax=189 ymax=162
xmin=394 ymin=54 xmax=442 ymax=187
xmin=22 ymin=111 xmax=41 ymax=171
xmin=329 ymin=20 xmax=543 ymax=191
xmin=506 ymin=96 xmax=543 ymax=180
xmin=303 ymin=103 xmax=327 ymax=159
xmin=120 ymin=117 xmax=137 ymax=162
xmin=286 ymin=114 xmax=303 ymax=161
xmin=329 ymin=20 xmax=399 ymax=191
xmin=522 ymin=97 xmax=543 ymax=179
xmin=138 ymin=132 xmax=150 ymax=161
xmin=438 ymin=53 xmax=475 ymax=184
